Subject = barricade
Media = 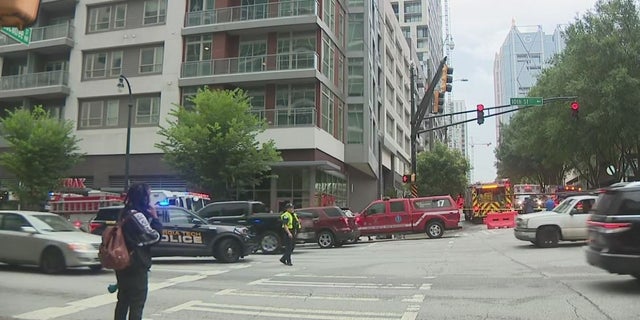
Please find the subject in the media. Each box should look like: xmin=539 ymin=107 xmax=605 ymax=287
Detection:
xmin=484 ymin=211 xmax=516 ymax=229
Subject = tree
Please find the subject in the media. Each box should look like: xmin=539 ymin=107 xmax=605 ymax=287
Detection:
xmin=0 ymin=106 xmax=83 ymax=210
xmin=415 ymin=142 xmax=470 ymax=197
xmin=157 ymin=87 xmax=281 ymax=199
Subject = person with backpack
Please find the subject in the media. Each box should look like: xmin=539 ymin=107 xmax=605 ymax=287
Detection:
xmin=279 ymin=203 xmax=299 ymax=266
xmin=114 ymin=183 xmax=162 ymax=320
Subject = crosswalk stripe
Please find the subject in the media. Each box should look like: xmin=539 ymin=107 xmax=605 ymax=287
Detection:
xmin=215 ymin=288 xmax=380 ymax=301
xmin=249 ymin=278 xmax=418 ymax=289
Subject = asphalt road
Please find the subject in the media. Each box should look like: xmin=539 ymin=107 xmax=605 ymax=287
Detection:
xmin=1 ymin=221 xmax=639 ymax=320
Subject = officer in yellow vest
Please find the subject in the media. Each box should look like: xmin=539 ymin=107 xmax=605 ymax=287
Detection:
xmin=279 ymin=203 xmax=299 ymax=266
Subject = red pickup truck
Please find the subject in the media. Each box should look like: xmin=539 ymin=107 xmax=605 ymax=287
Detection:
xmin=355 ymin=195 xmax=461 ymax=239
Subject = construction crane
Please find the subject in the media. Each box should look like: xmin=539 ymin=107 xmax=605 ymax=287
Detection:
xmin=444 ymin=0 xmax=454 ymax=59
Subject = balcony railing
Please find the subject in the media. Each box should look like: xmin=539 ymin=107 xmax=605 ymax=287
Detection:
xmin=0 ymin=70 xmax=69 ymax=90
xmin=182 ymin=52 xmax=318 ymax=78
xmin=251 ymin=107 xmax=317 ymax=127
xmin=0 ymin=21 xmax=74 ymax=45
xmin=185 ymin=0 xmax=318 ymax=26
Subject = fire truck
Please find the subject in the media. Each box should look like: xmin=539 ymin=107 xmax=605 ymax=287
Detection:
xmin=150 ymin=190 xmax=211 ymax=211
xmin=464 ymin=179 xmax=514 ymax=223
xmin=47 ymin=190 xmax=125 ymax=230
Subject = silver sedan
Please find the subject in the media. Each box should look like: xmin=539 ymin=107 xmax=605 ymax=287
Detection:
xmin=0 ymin=210 xmax=102 ymax=273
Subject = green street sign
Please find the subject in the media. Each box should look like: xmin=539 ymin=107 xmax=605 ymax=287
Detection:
xmin=510 ymin=97 xmax=543 ymax=106
xmin=1 ymin=27 xmax=31 ymax=45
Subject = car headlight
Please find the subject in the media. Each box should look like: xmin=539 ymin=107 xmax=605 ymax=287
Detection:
xmin=68 ymin=243 xmax=95 ymax=252
xmin=516 ymin=218 xmax=528 ymax=228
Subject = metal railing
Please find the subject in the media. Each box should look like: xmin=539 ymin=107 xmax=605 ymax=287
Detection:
xmin=0 ymin=70 xmax=69 ymax=90
xmin=181 ymin=52 xmax=317 ymax=77
xmin=0 ymin=21 xmax=74 ymax=45
xmin=251 ymin=107 xmax=317 ymax=127
xmin=185 ymin=0 xmax=318 ymax=26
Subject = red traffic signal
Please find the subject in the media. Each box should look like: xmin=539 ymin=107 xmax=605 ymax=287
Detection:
xmin=571 ymin=101 xmax=579 ymax=110
xmin=476 ymin=104 xmax=485 ymax=125
xmin=477 ymin=104 xmax=484 ymax=111
xmin=402 ymin=174 xmax=411 ymax=184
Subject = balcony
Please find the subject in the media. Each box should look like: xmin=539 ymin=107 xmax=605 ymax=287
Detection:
xmin=186 ymin=0 xmax=318 ymax=26
xmin=0 ymin=70 xmax=70 ymax=99
xmin=179 ymin=52 xmax=319 ymax=86
xmin=251 ymin=107 xmax=317 ymax=127
xmin=0 ymin=22 xmax=74 ymax=55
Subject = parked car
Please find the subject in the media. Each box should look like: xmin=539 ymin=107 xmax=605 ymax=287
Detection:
xmin=513 ymin=195 xmax=597 ymax=247
xmin=295 ymin=211 xmax=318 ymax=243
xmin=297 ymin=206 xmax=360 ymax=248
xmin=0 ymin=210 xmax=102 ymax=273
xmin=196 ymin=201 xmax=285 ymax=254
xmin=355 ymin=196 xmax=460 ymax=239
xmin=89 ymin=205 xmax=253 ymax=263
xmin=586 ymin=182 xmax=640 ymax=280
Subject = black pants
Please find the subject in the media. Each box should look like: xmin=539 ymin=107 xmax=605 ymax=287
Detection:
xmin=114 ymin=268 xmax=148 ymax=320
xmin=280 ymin=233 xmax=294 ymax=264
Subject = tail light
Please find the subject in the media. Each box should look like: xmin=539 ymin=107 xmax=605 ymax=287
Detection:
xmin=341 ymin=217 xmax=349 ymax=227
xmin=73 ymin=220 xmax=82 ymax=229
xmin=89 ymin=222 xmax=101 ymax=234
xmin=587 ymin=220 xmax=631 ymax=233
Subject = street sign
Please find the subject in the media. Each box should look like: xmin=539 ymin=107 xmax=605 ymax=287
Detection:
xmin=510 ymin=97 xmax=543 ymax=106
xmin=1 ymin=27 xmax=31 ymax=45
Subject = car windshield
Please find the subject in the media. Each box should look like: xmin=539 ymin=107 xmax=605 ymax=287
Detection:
xmin=31 ymin=215 xmax=78 ymax=232
xmin=551 ymin=198 xmax=574 ymax=214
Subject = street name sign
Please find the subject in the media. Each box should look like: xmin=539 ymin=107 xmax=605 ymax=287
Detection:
xmin=1 ymin=27 xmax=31 ymax=45
xmin=510 ymin=97 xmax=543 ymax=106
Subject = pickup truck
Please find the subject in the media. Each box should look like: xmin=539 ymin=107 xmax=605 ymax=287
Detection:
xmin=196 ymin=201 xmax=286 ymax=254
xmin=355 ymin=195 xmax=461 ymax=239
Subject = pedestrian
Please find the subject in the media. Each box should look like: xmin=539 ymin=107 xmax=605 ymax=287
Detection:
xmin=114 ymin=183 xmax=163 ymax=320
xmin=523 ymin=197 xmax=534 ymax=214
xmin=545 ymin=196 xmax=555 ymax=211
xmin=279 ymin=202 xmax=299 ymax=266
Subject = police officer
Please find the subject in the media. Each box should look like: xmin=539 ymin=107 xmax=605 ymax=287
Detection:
xmin=114 ymin=183 xmax=163 ymax=320
xmin=279 ymin=203 xmax=299 ymax=266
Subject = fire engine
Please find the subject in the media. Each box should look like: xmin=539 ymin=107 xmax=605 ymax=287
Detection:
xmin=464 ymin=179 xmax=514 ymax=223
xmin=150 ymin=190 xmax=211 ymax=211
xmin=47 ymin=190 xmax=124 ymax=215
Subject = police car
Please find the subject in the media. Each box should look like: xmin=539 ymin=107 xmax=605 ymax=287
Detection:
xmin=90 ymin=205 xmax=254 ymax=263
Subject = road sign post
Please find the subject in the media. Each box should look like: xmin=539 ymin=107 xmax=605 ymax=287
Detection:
xmin=510 ymin=97 xmax=543 ymax=106
xmin=1 ymin=27 xmax=31 ymax=45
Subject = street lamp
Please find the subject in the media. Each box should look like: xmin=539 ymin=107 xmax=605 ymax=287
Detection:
xmin=117 ymin=75 xmax=133 ymax=192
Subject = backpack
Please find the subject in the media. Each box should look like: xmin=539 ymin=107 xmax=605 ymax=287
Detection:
xmin=99 ymin=216 xmax=131 ymax=270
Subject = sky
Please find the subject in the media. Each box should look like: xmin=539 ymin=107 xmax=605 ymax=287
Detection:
xmin=448 ymin=0 xmax=598 ymax=182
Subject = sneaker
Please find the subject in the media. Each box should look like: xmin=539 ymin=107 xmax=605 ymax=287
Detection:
xmin=279 ymin=258 xmax=287 ymax=265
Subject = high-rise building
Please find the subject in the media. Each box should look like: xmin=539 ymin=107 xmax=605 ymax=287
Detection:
xmin=446 ymin=99 xmax=467 ymax=157
xmin=0 ymin=0 xmax=426 ymax=211
xmin=493 ymin=22 xmax=566 ymax=143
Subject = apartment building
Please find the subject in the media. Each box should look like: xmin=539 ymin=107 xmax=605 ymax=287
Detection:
xmin=0 ymin=0 xmax=424 ymax=211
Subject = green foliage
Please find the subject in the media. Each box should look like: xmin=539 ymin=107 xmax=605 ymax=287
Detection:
xmin=156 ymin=87 xmax=281 ymax=199
xmin=0 ymin=106 xmax=83 ymax=210
xmin=416 ymin=142 xmax=470 ymax=196
xmin=496 ymin=0 xmax=640 ymax=188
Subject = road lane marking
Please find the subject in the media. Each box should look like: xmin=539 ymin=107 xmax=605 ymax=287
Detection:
xmin=13 ymin=267 xmax=246 ymax=320
xmin=249 ymin=278 xmax=417 ymax=289
xmin=214 ymin=288 xmax=381 ymax=301
xmin=274 ymin=273 xmax=373 ymax=279
xmin=401 ymin=294 xmax=425 ymax=303
xmin=419 ymin=283 xmax=432 ymax=290
xmin=400 ymin=304 xmax=421 ymax=320
xmin=163 ymin=300 xmax=404 ymax=320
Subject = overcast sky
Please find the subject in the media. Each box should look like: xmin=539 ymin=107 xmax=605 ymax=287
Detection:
xmin=448 ymin=0 xmax=598 ymax=182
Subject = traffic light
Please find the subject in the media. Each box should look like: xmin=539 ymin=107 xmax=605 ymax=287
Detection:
xmin=433 ymin=91 xmax=445 ymax=113
xmin=0 ymin=0 xmax=41 ymax=30
xmin=476 ymin=104 xmax=485 ymax=125
xmin=402 ymin=174 xmax=411 ymax=184
xmin=441 ymin=65 xmax=453 ymax=93
xmin=570 ymin=101 xmax=579 ymax=119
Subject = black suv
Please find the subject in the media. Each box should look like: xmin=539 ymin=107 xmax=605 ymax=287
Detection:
xmin=586 ymin=182 xmax=640 ymax=280
xmin=90 ymin=205 xmax=254 ymax=263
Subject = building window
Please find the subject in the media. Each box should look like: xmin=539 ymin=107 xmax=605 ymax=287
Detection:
xmin=321 ymin=85 xmax=334 ymax=134
xmin=396 ymin=126 xmax=402 ymax=146
xmin=181 ymin=86 xmax=199 ymax=109
xmin=276 ymin=32 xmax=316 ymax=70
xmin=185 ymin=34 xmax=213 ymax=61
xmin=403 ymin=1 xmax=421 ymax=14
xmin=84 ymin=51 xmax=123 ymax=79
xmin=321 ymin=37 xmax=335 ymax=83
xmin=79 ymin=101 xmax=103 ymax=128
xmin=348 ymin=58 xmax=364 ymax=96
xmin=404 ymin=14 xmax=421 ymax=23
xmin=347 ymin=104 xmax=363 ymax=144
xmin=386 ymin=113 xmax=394 ymax=136
xmin=348 ymin=13 xmax=363 ymax=51
xmin=144 ymin=0 xmax=167 ymax=25
xmin=417 ymin=26 xmax=428 ymax=38
xmin=88 ymin=4 xmax=126 ymax=32
xmin=189 ymin=0 xmax=215 ymax=11
xmin=135 ymin=97 xmax=161 ymax=125
xmin=106 ymin=100 xmax=119 ymax=126
xmin=275 ymin=84 xmax=316 ymax=126
xmin=323 ymin=0 xmax=335 ymax=34
xmin=140 ymin=47 xmax=164 ymax=74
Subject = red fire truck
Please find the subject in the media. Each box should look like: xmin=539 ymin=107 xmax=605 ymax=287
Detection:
xmin=464 ymin=179 xmax=514 ymax=223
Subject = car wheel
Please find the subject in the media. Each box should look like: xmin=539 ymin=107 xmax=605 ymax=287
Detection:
xmin=536 ymin=226 xmax=560 ymax=248
xmin=214 ymin=238 xmax=242 ymax=263
xmin=40 ymin=247 xmax=66 ymax=274
xmin=260 ymin=231 xmax=282 ymax=254
xmin=317 ymin=231 xmax=335 ymax=248
xmin=426 ymin=221 xmax=444 ymax=239
xmin=89 ymin=265 xmax=103 ymax=272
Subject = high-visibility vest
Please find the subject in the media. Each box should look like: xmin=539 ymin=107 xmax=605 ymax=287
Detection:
xmin=280 ymin=211 xmax=299 ymax=230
